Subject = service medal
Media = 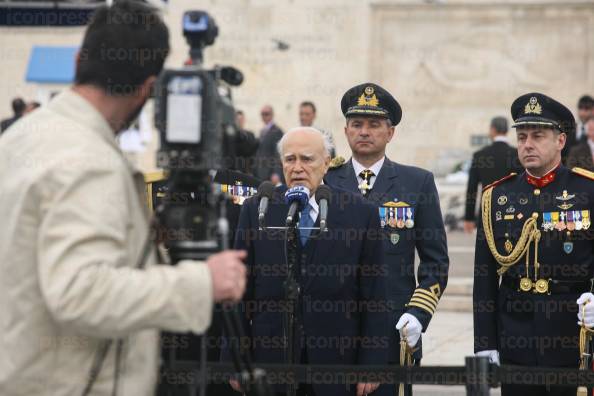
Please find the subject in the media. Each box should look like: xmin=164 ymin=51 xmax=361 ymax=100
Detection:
xmin=388 ymin=218 xmax=397 ymax=228
xmin=396 ymin=219 xmax=405 ymax=229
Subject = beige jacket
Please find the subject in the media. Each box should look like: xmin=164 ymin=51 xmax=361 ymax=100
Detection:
xmin=0 ymin=90 xmax=213 ymax=395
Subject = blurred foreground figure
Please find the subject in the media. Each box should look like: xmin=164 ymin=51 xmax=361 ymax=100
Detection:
xmin=0 ymin=2 xmax=246 ymax=395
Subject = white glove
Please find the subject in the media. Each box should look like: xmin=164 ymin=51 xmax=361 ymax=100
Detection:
xmin=577 ymin=292 xmax=594 ymax=327
xmin=395 ymin=313 xmax=422 ymax=348
xmin=475 ymin=350 xmax=500 ymax=365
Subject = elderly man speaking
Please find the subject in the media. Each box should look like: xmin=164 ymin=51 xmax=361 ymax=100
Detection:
xmin=224 ymin=127 xmax=389 ymax=396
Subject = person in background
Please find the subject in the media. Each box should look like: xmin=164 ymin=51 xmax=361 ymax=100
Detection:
xmin=24 ymin=101 xmax=41 ymax=114
xmin=563 ymin=95 xmax=594 ymax=161
xmin=299 ymin=100 xmax=336 ymax=157
xmin=0 ymin=97 xmax=26 ymax=133
xmin=567 ymin=116 xmax=594 ymax=171
xmin=464 ymin=116 xmax=522 ymax=233
xmin=254 ymin=104 xmax=284 ymax=184
xmin=234 ymin=110 xmax=259 ymax=175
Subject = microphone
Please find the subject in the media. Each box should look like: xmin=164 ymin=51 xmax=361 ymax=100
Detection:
xmin=315 ymin=185 xmax=331 ymax=232
xmin=257 ymin=181 xmax=275 ymax=230
xmin=284 ymin=186 xmax=310 ymax=226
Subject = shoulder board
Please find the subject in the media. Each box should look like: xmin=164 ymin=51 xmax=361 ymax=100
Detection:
xmin=329 ymin=156 xmax=346 ymax=169
xmin=482 ymin=172 xmax=517 ymax=192
xmin=572 ymin=167 xmax=594 ymax=181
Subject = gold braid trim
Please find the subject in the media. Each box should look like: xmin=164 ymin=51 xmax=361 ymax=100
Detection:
xmin=481 ymin=186 xmax=541 ymax=276
xmin=578 ymin=304 xmax=594 ymax=396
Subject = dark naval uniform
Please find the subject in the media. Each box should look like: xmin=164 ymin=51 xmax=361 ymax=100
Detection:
xmin=473 ymin=93 xmax=591 ymax=396
xmin=325 ymin=83 xmax=449 ymax=396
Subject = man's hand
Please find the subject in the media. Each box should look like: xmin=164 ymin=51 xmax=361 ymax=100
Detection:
xmin=356 ymin=382 xmax=379 ymax=396
xmin=395 ymin=313 xmax=422 ymax=348
xmin=577 ymin=292 xmax=594 ymax=327
xmin=463 ymin=220 xmax=476 ymax=234
xmin=206 ymin=250 xmax=247 ymax=303
xmin=475 ymin=350 xmax=500 ymax=365
xmin=229 ymin=379 xmax=242 ymax=393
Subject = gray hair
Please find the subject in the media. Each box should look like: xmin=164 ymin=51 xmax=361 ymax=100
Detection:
xmin=277 ymin=127 xmax=333 ymax=159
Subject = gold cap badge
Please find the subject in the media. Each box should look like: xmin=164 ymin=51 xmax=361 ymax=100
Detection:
xmin=524 ymin=96 xmax=542 ymax=115
xmin=357 ymin=86 xmax=379 ymax=107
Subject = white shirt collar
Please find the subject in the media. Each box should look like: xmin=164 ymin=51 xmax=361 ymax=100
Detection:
xmin=493 ymin=135 xmax=509 ymax=144
xmin=351 ymin=156 xmax=385 ymax=188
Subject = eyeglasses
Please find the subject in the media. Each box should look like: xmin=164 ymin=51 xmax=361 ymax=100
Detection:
xmin=261 ymin=112 xmax=272 ymax=116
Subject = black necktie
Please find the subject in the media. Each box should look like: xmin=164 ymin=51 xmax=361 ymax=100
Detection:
xmin=359 ymin=169 xmax=375 ymax=196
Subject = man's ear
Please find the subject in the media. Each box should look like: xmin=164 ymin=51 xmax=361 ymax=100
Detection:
xmin=138 ymin=75 xmax=157 ymax=102
xmin=387 ymin=126 xmax=396 ymax=142
xmin=558 ymin=131 xmax=567 ymax=149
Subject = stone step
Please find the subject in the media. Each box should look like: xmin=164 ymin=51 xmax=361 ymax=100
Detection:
xmin=443 ymin=277 xmax=473 ymax=296
xmin=438 ymin=295 xmax=472 ymax=313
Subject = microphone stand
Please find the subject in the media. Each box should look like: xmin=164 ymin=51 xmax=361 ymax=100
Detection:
xmin=284 ymin=219 xmax=300 ymax=396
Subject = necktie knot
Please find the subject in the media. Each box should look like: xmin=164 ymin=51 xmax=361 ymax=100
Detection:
xmin=358 ymin=170 xmax=375 ymax=196
xmin=359 ymin=169 xmax=375 ymax=181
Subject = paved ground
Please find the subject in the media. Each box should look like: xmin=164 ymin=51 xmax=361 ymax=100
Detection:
xmin=412 ymin=230 xmax=504 ymax=394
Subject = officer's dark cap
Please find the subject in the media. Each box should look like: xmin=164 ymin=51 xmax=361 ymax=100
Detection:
xmin=511 ymin=92 xmax=575 ymax=134
xmin=341 ymin=83 xmax=402 ymax=126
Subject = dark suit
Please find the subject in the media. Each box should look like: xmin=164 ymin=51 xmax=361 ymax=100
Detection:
xmin=223 ymin=185 xmax=389 ymax=396
xmin=0 ymin=115 xmax=20 ymax=134
xmin=254 ymin=123 xmax=283 ymax=181
xmin=567 ymin=142 xmax=594 ymax=171
xmin=465 ymin=141 xmax=522 ymax=222
xmin=325 ymin=158 xmax=449 ymax=396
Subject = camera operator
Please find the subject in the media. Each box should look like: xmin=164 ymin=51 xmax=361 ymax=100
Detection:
xmin=0 ymin=2 xmax=246 ymax=395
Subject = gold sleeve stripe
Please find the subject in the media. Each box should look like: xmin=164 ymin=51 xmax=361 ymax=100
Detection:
xmin=408 ymin=300 xmax=436 ymax=315
xmin=413 ymin=289 xmax=439 ymax=303
xmin=410 ymin=296 xmax=437 ymax=311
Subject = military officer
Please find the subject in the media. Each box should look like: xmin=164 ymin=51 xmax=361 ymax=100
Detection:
xmin=473 ymin=92 xmax=594 ymax=396
xmin=325 ymin=83 xmax=449 ymax=396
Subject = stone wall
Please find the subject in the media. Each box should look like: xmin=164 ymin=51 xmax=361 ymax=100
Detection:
xmin=0 ymin=0 xmax=592 ymax=173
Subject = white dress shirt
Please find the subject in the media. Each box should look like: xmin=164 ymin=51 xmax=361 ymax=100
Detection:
xmin=352 ymin=156 xmax=385 ymax=190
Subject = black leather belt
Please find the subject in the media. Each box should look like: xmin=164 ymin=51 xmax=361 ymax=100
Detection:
xmin=501 ymin=276 xmax=593 ymax=295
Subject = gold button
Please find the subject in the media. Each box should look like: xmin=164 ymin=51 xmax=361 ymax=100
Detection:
xmin=532 ymin=212 xmax=538 ymax=219
xmin=534 ymin=189 xmax=541 ymax=196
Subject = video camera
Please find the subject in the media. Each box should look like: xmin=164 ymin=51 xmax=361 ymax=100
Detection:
xmin=152 ymin=11 xmax=271 ymax=396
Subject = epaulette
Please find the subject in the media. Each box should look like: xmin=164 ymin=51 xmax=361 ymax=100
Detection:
xmin=329 ymin=156 xmax=345 ymax=169
xmin=572 ymin=167 xmax=594 ymax=181
xmin=482 ymin=172 xmax=517 ymax=192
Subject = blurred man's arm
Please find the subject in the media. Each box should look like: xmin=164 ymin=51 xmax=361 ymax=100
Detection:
xmin=37 ymin=160 xmax=245 ymax=337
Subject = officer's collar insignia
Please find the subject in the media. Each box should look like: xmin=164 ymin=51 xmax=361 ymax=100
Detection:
xmin=383 ymin=201 xmax=410 ymax=207
xmin=524 ymin=96 xmax=542 ymax=115
xmin=525 ymin=164 xmax=559 ymax=188
xmin=357 ymin=86 xmax=379 ymax=107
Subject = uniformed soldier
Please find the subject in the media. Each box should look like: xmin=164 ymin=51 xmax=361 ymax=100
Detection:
xmin=473 ymin=92 xmax=594 ymax=396
xmin=325 ymin=83 xmax=449 ymax=396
